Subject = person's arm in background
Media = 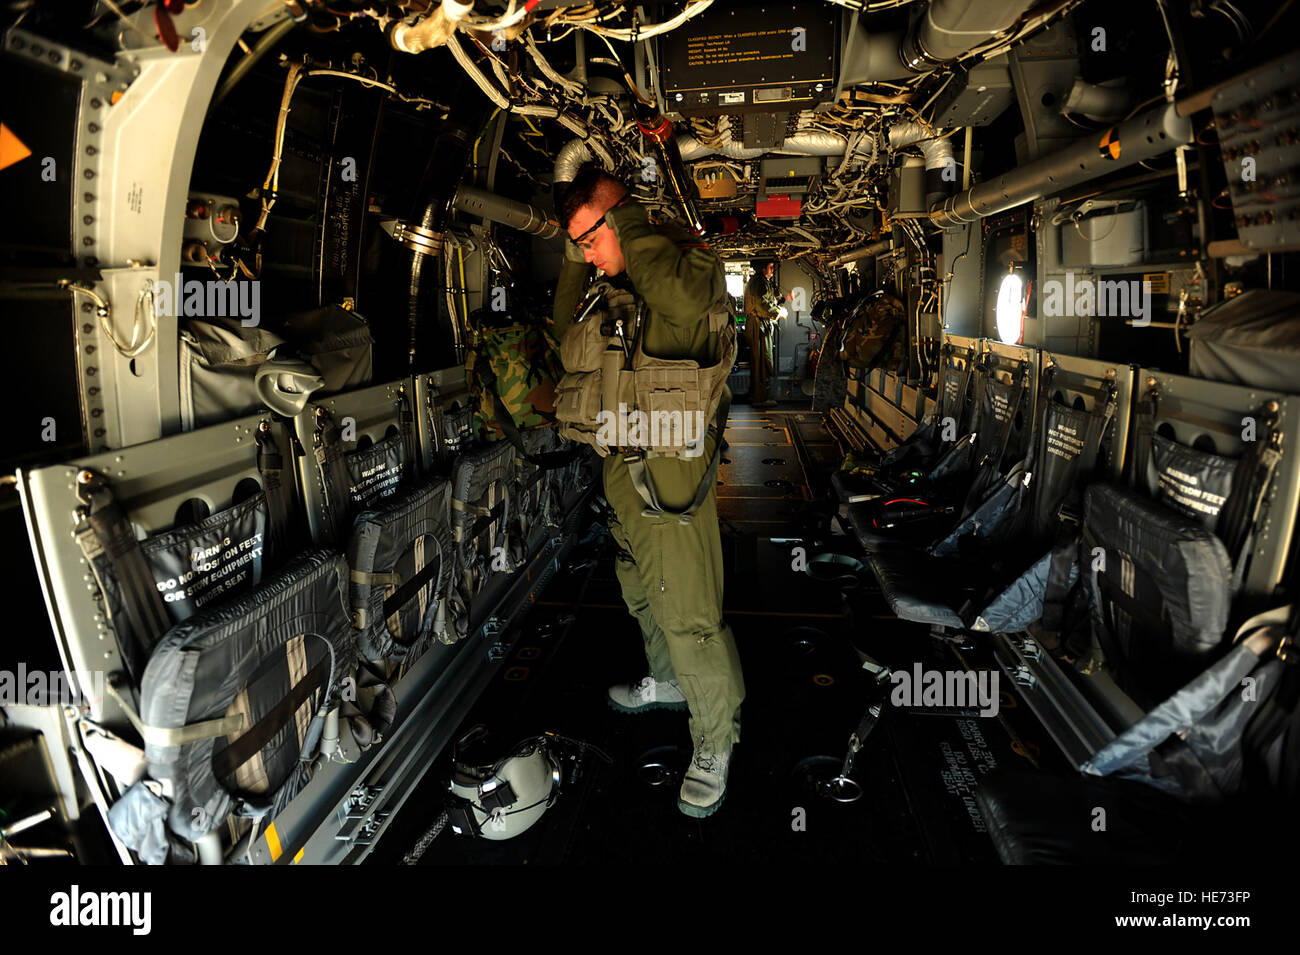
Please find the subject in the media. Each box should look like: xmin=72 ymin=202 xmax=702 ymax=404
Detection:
xmin=605 ymin=202 xmax=723 ymax=324
xmin=551 ymin=240 xmax=593 ymax=343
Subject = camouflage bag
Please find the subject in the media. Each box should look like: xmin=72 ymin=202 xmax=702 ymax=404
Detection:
xmin=840 ymin=292 xmax=906 ymax=371
xmin=466 ymin=322 xmax=563 ymax=443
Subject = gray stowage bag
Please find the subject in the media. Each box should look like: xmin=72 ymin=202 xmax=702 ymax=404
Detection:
xmin=180 ymin=305 xmax=373 ymax=430
xmin=139 ymin=548 xmax=355 ymax=845
xmin=348 ymin=478 xmax=463 ymax=659
xmin=1187 ymin=289 xmax=1300 ymax=391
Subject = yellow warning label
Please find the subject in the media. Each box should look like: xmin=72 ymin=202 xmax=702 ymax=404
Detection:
xmin=293 ymin=847 xmax=304 ymax=865
xmin=0 ymin=123 xmax=32 ymax=171
xmin=265 ymin=821 xmax=282 ymax=862
xmin=1143 ymin=272 xmax=1171 ymax=294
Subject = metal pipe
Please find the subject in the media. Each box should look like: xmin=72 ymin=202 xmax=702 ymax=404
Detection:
xmin=210 ymin=18 xmax=297 ymax=110
xmin=452 ymin=185 xmax=562 ymax=239
xmin=831 ymin=238 xmax=892 ymax=267
xmin=930 ymin=102 xmax=1193 ymax=228
xmin=842 ymin=0 xmax=1036 ymax=82
xmin=401 ymin=103 xmax=485 ymax=369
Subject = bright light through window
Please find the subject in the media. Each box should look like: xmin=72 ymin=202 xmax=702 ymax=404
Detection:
xmin=725 ymin=273 xmax=745 ymax=299
xmin=996 ymin=271 xmax=1024 ymax=344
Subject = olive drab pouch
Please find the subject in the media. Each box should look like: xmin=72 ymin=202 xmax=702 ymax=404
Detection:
xmin=630 ymin=299 xmax=737 ymax=456
xmin=555 ymin=282 xmax=638 ymax=454
xmin=466 ymin=321 xmax=564 ymax=443
xmin=840 ymin=292 xmax=906 ymax=371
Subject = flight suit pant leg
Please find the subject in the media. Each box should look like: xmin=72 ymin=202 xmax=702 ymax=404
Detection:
xmin=607 ymin=509 xmax=676 ymax=684
xmin=748 ymin=321 xmax=771 ymax=402
xmin=602 ymin=447 xmax=745 ymax=750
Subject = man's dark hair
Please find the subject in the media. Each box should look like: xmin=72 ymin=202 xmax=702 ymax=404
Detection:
xmin=558 ymin=162 xmax=627 ymax=229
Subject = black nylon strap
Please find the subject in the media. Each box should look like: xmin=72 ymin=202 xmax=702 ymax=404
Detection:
xmin=962 ymin=362 xmax=1031 ymax=515
xmin=212 ymin=655 xmax=330 ymax=784
xmin=384 ymin=551 xmax=443 ymax=621
xmin=83 ymin=479 xmax=171 ymax=654
xmin=468 ymin=497 xmax=509 ymax=541
xmin=1219 ymin=404 xmax=1282 ymax=584
xmin=314 ymin=411 xmax=355 ymax=542
xmin=1095 ymin=567 xmax=1173 ymax=673
xmin=1133 ymin=386 xmax=1158 ymax=491
xmin=256 ymin=425 xmax=290 ymax=566
xmin=398 ymin=389 xmax=417 ymax=474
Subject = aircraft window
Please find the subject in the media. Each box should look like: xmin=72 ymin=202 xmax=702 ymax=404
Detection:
xmin=1072 ymin=395 xmax=1086 ymax=411
xmin=356 ymin=434 xmax=375 ymax=451
xmin=1192 ymin=434 xmax=1219 ymax=454
xmin=1156 ymin=422 xmax=1178 ymax=440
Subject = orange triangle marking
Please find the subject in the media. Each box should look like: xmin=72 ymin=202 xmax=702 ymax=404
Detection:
xmin=0 ymin=123 xmax=33 ymax=171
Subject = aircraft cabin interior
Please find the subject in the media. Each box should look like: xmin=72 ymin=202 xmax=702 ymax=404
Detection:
xmin=1 ymin=0 xmax=1298 ymax=909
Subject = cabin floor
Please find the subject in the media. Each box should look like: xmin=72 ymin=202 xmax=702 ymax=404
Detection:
xmin=370 ymin=399 xmax=1071 ymax=866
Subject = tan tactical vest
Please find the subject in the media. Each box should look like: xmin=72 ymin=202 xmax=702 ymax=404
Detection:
xmin=554 ymin=281 xmax=737 ymax=457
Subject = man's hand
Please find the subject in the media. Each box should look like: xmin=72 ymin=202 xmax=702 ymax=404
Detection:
xmin=784 ymin=290 xmax=794 ymax=303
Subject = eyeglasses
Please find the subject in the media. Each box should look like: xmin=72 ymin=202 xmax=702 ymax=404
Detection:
xmin=570 ymin=217 xmax=607 ymax=251
xmin=568 ymin=196 xmax=629 ymax=250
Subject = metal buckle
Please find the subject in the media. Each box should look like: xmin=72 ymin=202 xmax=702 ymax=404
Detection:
xmin=1278 ymin=632 xmax=1295 ymax=663
xmin=1057 ymin=504 xmax=1081 ymax=527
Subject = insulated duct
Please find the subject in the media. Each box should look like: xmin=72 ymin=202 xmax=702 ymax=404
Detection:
xmin=1062 ymin=78 xmax=1135 ymax=123
xmin=676 ymin=129 xmax=849 ymax=161
xmin=831 ymin=238 xmax=892 ymax=267
xmin=553 ymin=138 xmax=596 ymax=188
xmin=889 ymin=121 xmax=955 ymax=207
xmin=401 ymin=103 xmax=484 ymax=369
xmin=929 ymin=102 xmax=1193 ymax=228
xmin=843 ymin=0 xmax=1037 ymax=83
xmin=451 ymin=186 xmax=561 ymax=239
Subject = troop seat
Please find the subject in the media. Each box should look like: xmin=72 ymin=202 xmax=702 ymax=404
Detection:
xmin=125 ymin=549 xmax=355 ymax=862
xmin=856 ymin=349 xmax=1129 ymax=634
xmin=845 ymin=340 xmax=1037 ymax=553
xmin=348 ymin=477 xmax=461 ymax=662
xmin=974 ymin=769 xmax=1248 ymax=864
xmin=300 ymin=380 xmax=419 ymax=546
xmin=450 ymin=439 xmax=518 ymax=630
xmin=1128 ymin=368 xmax=1298 ymax=611
xmin=20 ymin=412 xmax=303 ymax=698
xmin=413 ymin=369 xmax=475 ymax=478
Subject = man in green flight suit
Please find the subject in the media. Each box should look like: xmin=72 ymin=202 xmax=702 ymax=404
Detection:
xmin=552 ymin=163 xmax=744 ymax=818
xmin=743 ymin=260 xmax=792 ymax=408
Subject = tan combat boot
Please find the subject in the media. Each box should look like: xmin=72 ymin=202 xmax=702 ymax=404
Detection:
xmin=678 ymin=737 xmax=732 ymax=817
